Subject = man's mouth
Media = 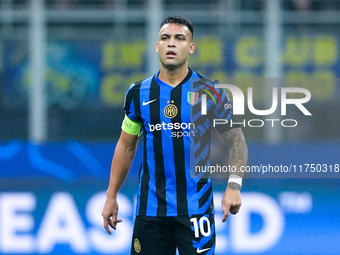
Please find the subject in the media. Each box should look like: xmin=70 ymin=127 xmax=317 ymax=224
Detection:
xmin=166 ymin=51 xmax=177 ymax=57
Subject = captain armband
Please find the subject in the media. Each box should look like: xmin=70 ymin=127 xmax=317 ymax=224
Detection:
xmin=121 ymin=115 xmax=142 ymax=137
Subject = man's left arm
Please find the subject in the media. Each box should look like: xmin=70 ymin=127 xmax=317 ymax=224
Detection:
xmin=220 ymin=127 xmax=248 ymax=222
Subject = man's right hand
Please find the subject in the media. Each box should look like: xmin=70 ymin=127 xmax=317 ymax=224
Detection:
xmin=102 ymin=197 xmax=122 ymax=234
xmin=101 ymin=130 xmax=139 ymax=234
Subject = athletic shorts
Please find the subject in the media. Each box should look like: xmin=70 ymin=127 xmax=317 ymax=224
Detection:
xmin=131 ymin=214 xmax=215 ymax=255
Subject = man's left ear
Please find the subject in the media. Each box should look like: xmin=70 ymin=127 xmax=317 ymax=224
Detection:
xmin=189 ymin=43 xmax=195 ymax=55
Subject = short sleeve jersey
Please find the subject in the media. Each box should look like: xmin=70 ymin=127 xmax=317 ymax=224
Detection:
xmin=123 ymin=68 xmax=236 ymax=217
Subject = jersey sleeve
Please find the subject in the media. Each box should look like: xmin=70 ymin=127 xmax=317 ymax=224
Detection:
xmin=123 ymin=83 xmax=142 ymax=122
xmin=122 ymin=83 xmax=143 ymax=135
xmin=212 ymin=87 xmax=240 ymax=134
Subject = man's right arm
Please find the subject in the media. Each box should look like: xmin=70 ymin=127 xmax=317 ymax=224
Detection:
xmin=102 ymin=130 xmax=139 ymax=234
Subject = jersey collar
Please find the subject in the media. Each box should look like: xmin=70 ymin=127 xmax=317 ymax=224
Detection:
xmin=155 ymin=68 xmax=193 ymax=88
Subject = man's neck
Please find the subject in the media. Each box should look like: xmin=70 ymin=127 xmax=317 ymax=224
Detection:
xmin=158 ymin=65 xmax=189 ymax=87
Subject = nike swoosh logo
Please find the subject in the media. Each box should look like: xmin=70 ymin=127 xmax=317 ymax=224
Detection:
xmin=197 ymin=247 xmax=211 ymax=253
xmin=142 ymin=99 xmax=157 ymax=106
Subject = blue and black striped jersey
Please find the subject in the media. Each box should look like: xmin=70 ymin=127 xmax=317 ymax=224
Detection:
xmin=124 ymin=68 xmax=235 ymax=217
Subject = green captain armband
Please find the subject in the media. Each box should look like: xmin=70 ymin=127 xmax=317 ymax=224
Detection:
xmin=121 ymin=115 xmax=142 ymax=136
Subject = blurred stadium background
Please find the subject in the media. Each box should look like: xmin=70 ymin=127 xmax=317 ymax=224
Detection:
xmin=0 ymin=0 xmax=340 ymax=254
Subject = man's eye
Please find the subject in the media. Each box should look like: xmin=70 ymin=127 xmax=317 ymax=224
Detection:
xmin=161 ymin=37 xmax=167 ymax=41
xmin=178 ymin=37 xmax=185 ymax=41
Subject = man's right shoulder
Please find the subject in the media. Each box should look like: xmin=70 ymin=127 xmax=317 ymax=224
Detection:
xmin=127 ymin=75 xmax=155 ymax=95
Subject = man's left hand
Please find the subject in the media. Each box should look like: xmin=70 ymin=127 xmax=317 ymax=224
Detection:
xmin=221 ymin=187 xmax=242 ymax=222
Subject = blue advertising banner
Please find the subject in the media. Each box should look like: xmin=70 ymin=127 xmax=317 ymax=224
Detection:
xmin=0 ymin=141 xmax=340 ymax=255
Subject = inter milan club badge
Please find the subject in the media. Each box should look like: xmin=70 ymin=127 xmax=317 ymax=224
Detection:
xmin=187 ymin=92 xmax=199 ymax=105
xmin=164 ymin=100 xmax=178 ymax=118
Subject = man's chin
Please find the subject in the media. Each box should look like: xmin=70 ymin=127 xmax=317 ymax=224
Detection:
xmin=162 ymin=61 xmax=185 ymax=71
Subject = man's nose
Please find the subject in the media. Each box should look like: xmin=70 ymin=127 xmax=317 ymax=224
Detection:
xmin=168 ymin=38 xmax=176 ymax=47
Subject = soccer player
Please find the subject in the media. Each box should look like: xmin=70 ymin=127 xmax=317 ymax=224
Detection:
xmin=102 ymin=16 xmax=248 ymax=255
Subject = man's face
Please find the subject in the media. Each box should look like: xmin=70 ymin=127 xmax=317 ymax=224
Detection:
xmin=156 ymin=23 xmax=195 ymax=70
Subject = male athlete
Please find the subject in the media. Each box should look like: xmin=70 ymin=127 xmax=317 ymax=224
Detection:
xmin=102 ymin=16 xmax=248 ymax=255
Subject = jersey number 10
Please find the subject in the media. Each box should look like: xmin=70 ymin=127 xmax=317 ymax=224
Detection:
xmin=190 ymin=216 xmax=211 ymax=238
